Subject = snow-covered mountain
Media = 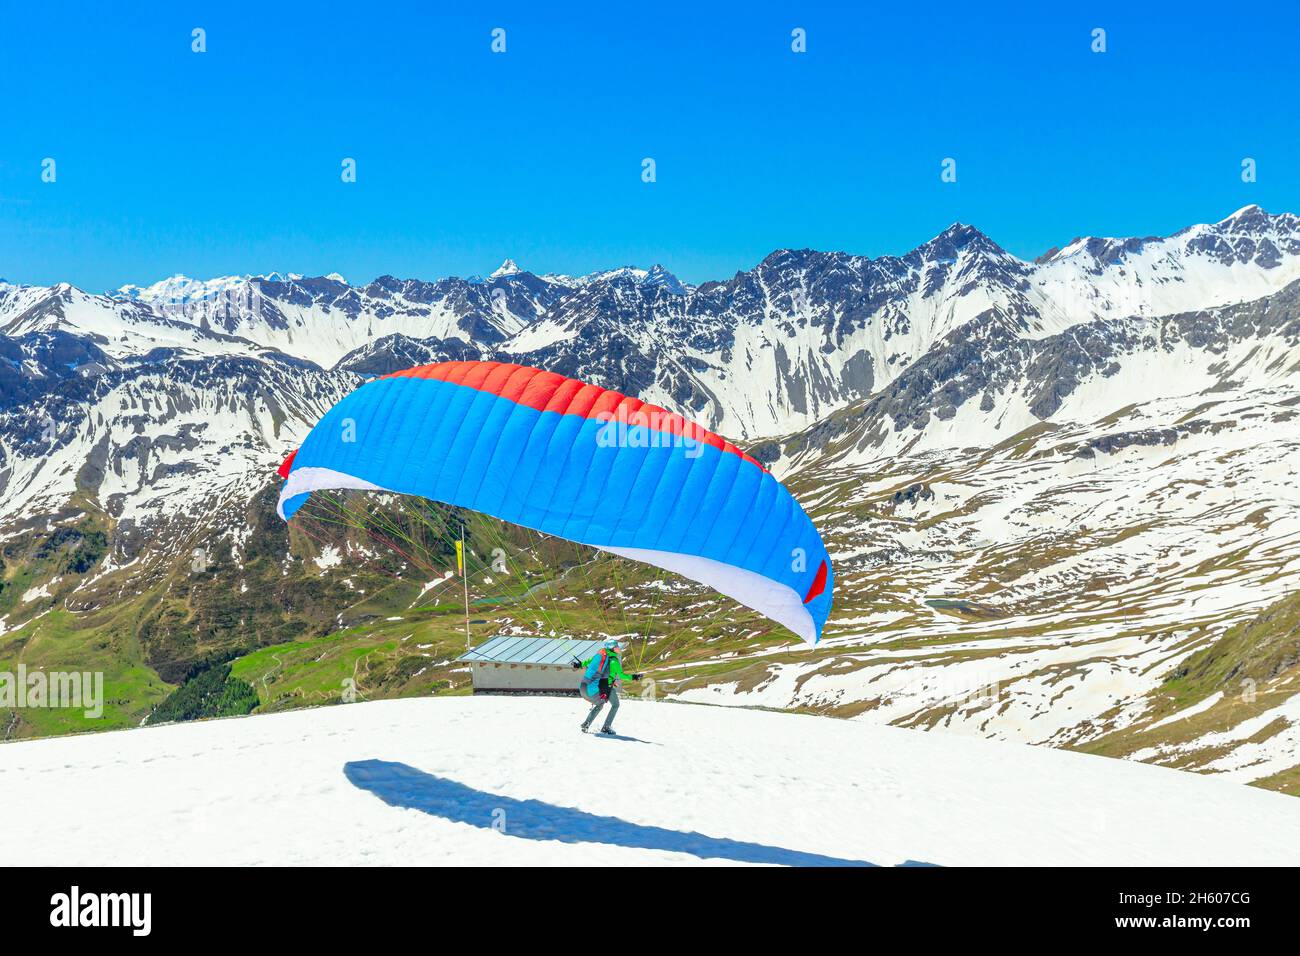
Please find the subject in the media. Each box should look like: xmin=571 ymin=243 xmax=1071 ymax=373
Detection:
xmin=0 ymin=352 xmax=354 ymax=532
xmin=9 ymin=204 xmax=1296 ymax=538
xmin=5 ymin=206 xmax=1297 ymax=438
xmin=775 ymin=267 xmax=1300 ymax=466
xmin=1033 ymin=204 xmax=1300 ymax=324
xmin=3 ymin=206 xmax=1300 ymax=791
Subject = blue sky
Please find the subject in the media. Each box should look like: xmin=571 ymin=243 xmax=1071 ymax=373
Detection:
xmin=2 ymin=0 xmax=1297 ymax=290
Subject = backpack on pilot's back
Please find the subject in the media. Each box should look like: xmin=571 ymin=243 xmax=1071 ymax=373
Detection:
xmin=583 ymin=648 xmax=609 ymax=684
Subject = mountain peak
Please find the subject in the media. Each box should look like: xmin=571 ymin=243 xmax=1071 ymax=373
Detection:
xmin=1213 ymin=203 xmax=1282 ymax=235
xmin=1220 ymin=203 xmax=1265 ymax=223
xmin=936 ymin=221 xmax=988 ymax=242
xmin=490 ymin=258 xmax=524 ymax=279
xmin=642 ymin=264 xmax=688 ymax=294
xmin=921 ymin=222 xmax=1003 ymax=259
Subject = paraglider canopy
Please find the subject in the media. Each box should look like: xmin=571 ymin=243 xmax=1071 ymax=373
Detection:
xmin=277 ymin=361 xmax=832 ymax=643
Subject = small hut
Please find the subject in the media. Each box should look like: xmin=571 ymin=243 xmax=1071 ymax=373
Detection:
xmin=459 ymin=636 xmax=606 ymax=696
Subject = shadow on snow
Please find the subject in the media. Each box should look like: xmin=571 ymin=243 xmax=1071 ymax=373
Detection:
xmin=344 ymin=759 xmax=934 ymax=867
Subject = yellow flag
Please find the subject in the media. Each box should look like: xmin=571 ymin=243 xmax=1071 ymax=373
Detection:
xmin=455 ymin=539 xmax=464 ymax=574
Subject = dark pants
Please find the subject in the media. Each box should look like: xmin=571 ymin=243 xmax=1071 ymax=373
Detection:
xmin=581 ymin=681 xmax=619 ymax=731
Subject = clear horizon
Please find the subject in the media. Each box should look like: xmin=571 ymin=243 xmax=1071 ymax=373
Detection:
xmin=16 ymin=201 xmax=1283 ymax=293
xmin=3 ymin=1 xmax=1298 ymax=290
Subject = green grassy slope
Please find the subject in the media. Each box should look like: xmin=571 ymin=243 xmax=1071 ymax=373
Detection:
xmin=1 ymin=484 xmax=792 ymax=738
xmin=1082 ymin=591 xmax=1300 ymax=794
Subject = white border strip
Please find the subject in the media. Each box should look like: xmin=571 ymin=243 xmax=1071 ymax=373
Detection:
xmin=277 ymin=466 xmax=387 ymax=519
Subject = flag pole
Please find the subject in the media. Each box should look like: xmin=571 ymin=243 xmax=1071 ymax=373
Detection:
xmin=459 ymin=522 xmax=471 ymax=650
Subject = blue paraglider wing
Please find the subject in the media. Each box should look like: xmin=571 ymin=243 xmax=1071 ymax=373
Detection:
xmin=277 ymin=361 xmax=833 ymax=643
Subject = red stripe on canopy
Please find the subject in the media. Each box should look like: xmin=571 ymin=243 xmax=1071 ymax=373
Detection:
xmin=383 ymin=361 xmax=767 ymax=472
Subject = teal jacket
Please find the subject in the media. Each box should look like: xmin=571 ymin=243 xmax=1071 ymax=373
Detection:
xmin=582 ymin=648 xmax=635 ymax=683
